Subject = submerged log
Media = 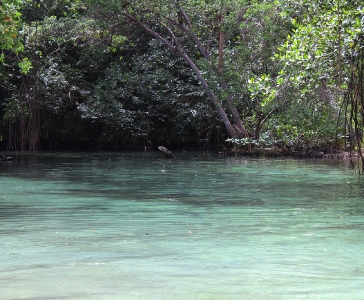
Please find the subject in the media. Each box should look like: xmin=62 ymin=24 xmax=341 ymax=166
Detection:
xmin=158 ymin=146 xmax=175 ymax=158
xmin=0 ymin=154 xmax=13 ymax=161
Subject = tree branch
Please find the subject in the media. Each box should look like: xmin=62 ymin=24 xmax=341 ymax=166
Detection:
xmin=166 ymin=8 xmax=209 ymax=58
xmin=122 ymin=11 xmax=176 ymax=53
xmin=122 ymin=10 xmax=242 ymax=139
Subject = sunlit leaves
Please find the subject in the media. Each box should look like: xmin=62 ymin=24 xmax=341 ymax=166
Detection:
xmin=0 ymin=0 xmax=23 ymax=55
xmin=277 ymin=0 xmax=363 ymax=90
xmin=18 ymin=57 xmax=32 ymax=74
xmin=269 ymin=0 xmax=364 ymax=149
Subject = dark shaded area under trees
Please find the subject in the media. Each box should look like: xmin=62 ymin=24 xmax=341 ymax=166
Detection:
xmin=0 ymin=0 xmax=363 ymax=169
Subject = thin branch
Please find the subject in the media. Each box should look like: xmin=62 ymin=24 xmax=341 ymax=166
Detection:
xmin=122 ymin=11 xmax=176 ymax=52
xmin=179 ymin=7 xmax=192 ymax=29
xmin=166 ymin=9 xmax=209 ymax=58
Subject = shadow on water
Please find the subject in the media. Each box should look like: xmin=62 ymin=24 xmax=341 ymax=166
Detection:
xmin=1 ymin=151 xmax=363 ymax=209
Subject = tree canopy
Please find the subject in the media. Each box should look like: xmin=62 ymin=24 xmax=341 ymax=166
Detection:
xmin=0 ymin=0 xmax=363 ymax=168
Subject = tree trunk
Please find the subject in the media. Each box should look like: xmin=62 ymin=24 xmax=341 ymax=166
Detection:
xmin=123 ymin=11 xmax=248 ymax=139
xmin=254 ymin=109 xmax=276 ymax=140
xmin=122 ymin=11 xmax=248 ymax=139
xmin=217 ymin=9 xmax=248 ymax=138
xmin=218 ymin=9 xmax=224 ymax=77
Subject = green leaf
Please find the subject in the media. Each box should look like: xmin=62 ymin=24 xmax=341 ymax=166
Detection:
xmin=18 ymin=58 xmax=33 ymax=74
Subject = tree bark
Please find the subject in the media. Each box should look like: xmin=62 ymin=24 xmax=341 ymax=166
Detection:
xmin=254 ymin=108 xmax=276 ymax=140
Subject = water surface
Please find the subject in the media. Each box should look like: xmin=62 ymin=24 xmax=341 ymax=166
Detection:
xmin=1 ymin=152 xmax=364 ymax=299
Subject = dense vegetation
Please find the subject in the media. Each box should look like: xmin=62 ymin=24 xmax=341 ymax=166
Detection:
xmin=0 ymin=0 xmax=363 ymax=166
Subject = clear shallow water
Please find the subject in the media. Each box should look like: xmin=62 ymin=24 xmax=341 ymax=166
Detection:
xmin=1 ymin=152 xmax=364 ymax=299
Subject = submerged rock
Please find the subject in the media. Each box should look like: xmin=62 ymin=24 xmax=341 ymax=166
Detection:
xmin=158 ymin=146 xmax=175 ymax=158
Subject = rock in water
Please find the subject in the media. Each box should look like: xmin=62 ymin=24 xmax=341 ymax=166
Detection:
xmin=0 ymin=154 xmax=13 ymax=161
xmin=158 ymin=146 xmax=175 ymax=158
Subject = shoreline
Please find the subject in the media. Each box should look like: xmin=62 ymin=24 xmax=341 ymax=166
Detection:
xmin=219 ymin=148 xmax=362 ymax=160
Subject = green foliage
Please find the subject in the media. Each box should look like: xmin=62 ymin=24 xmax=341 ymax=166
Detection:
xmin=1 ymin=0 xmax=358 ymax=152
xmin=273 ymin=0 xmax=363 ymax=152
xmin=20 ymin=0 xmax=86 ymax=22
xmin=18 ymin=57 xmax=32 ymax=73
xmin=80 ymin=40 xmax=215 ymax=145
xmin=276 ymin=0 xmax=363 ymax=88
xmin=0 ymin=0 xmax=23 ymax=59
xmin=226 ymin=2 xmax=292 ymax=135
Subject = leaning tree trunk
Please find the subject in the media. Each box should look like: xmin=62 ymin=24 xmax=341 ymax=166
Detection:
xmin=217 ymin=9 xmax=248 ymax=137
xmin=177 ymin=50 xmax=248 ymax=139
xmin=122 ymin=10 xmax=249 ymax=139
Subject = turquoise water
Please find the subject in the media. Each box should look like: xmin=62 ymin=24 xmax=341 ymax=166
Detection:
xmin=1 ymin=152 xmax=364 ymax=299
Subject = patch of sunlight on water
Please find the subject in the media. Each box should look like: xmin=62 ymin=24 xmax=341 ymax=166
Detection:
xmin=1 ymin=152 xmax=364 ymax=299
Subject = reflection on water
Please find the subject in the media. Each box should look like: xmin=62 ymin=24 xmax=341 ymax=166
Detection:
xmin=1 ymin=152 xmax=364 ymax=299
